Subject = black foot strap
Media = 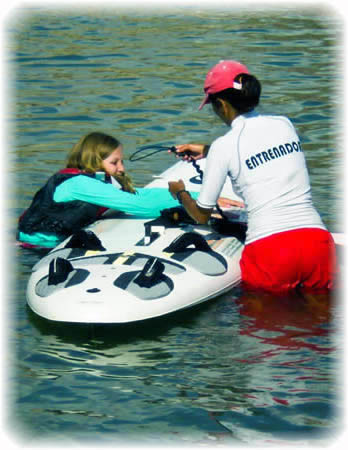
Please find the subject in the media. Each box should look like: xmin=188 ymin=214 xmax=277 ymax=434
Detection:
xmin=65 ymin=230 xmax=106 ymax=251
xmin=48 ymin=257 xmax=74 ymax=285
xmin=163 ymin=232 xmax=211 ymax=254
xmin=133 ymin=257 xmax=165 ymax=288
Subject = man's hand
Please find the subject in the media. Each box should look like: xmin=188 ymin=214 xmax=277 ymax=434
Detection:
xmin=173 ymin=144 xmax=209 ymax=161
xmin=168 ymin=179 xmax=186 ymax=199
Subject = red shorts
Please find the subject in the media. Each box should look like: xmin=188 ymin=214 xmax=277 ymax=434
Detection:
xmin=240 ymin=228 xmax=337 ymax=293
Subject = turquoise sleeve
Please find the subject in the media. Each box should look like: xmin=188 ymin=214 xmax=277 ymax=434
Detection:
xmin=54 ymin=175 xmax=199 ymax=218
xmin=18 ymin=231 xmax=63 ymax=248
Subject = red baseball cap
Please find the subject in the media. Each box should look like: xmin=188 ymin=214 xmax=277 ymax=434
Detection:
xmin=199 ymin=60 xmax=250 ymax=110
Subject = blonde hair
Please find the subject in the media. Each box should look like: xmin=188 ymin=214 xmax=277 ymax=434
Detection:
xmin=66 ymin=132 xmax=136 ymax=193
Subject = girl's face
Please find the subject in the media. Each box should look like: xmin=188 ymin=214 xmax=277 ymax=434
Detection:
xmin=102 ymin=145 xmax=125 ymax=176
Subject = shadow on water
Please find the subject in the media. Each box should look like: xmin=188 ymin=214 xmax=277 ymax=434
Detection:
xmin=26 ymin=282 xmax=337 ymax=352
xmin=26 ymin=299 xmax=216 ymax=348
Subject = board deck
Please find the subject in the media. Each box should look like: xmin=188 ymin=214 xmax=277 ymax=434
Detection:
xmin=26 ymin=159 xmax=246 ymax=323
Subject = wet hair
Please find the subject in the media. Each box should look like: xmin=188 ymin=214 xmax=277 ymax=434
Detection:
xmin=66 ymin=131 xmax=136 ymax=193
xmin=210 ymin=73 xmax=261 ymax=114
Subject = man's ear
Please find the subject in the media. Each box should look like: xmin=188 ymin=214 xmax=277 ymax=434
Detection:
xmin=219 ymin=98 xmax=230 ymax=114
xmin=214 ymin=98 xmax=224 ymax=110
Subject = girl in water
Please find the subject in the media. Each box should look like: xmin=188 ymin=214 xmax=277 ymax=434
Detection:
xmin=18 ymin=131 xmax=198 ymax=248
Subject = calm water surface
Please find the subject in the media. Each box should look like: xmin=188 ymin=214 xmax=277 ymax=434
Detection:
xmin=5 ymin=5 xmax=344 ymax=447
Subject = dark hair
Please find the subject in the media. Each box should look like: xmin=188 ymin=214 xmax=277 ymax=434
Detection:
xmin=210 ymin=73 xmax=261 ymax=113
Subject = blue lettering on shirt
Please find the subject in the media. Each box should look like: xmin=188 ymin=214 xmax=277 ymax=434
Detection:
xmin=245 ymin=141 xmax=302 ymax=170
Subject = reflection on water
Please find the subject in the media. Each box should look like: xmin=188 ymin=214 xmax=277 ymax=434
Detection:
xmin=8 ymin=5 xmax=343 ymax=447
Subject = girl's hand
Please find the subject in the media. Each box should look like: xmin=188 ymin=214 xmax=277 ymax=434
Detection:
xmin=173 ymin=144 xmax=209 ymax=161
xmin=217 ymin=197 xmax=245 ymax=209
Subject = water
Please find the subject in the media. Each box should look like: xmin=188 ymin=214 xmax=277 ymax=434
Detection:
xmin=5 ymin=5 xmax=344 ymax=447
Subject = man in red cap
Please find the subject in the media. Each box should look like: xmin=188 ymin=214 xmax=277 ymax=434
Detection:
xmin=199 ymin=60 xmax=250 ymax=110
xmin=169 ymin=60 xmax=337 ymax=293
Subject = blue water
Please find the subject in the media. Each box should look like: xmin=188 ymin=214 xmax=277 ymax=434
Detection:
xmin=6 ymin=5 xmax=344 ymax=447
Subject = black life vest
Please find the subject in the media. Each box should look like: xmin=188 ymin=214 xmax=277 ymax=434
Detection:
xmin=18 ymin=169 xmax=109 ymax=237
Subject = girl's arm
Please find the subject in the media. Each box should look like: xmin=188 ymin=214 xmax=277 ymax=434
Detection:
xmin=54 ymin=175 xmax=199 ymax=218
